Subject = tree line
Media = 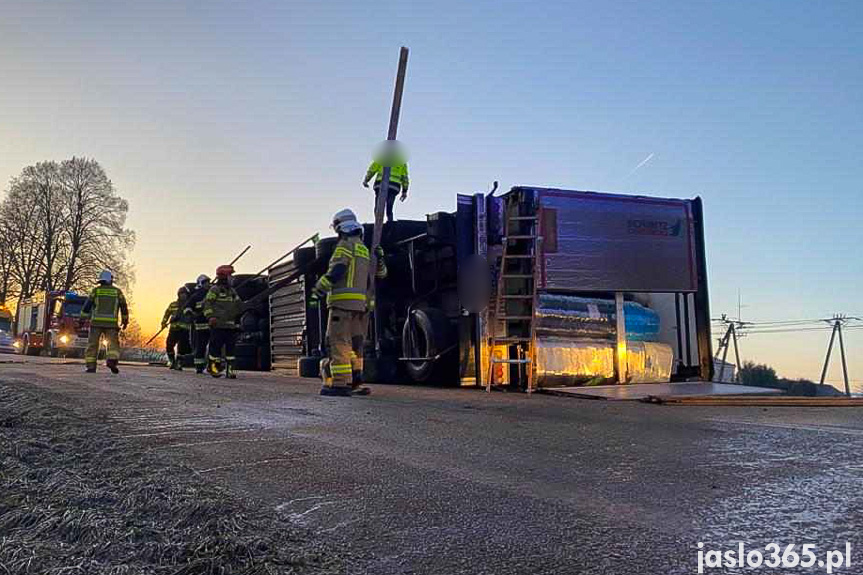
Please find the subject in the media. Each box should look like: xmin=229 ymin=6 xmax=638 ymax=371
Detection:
xmin=0 ymin=157 xmax=135 ymax=307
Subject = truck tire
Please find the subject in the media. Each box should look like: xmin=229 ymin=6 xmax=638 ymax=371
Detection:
xmin=294 ymin=246 xmax=317 ymax=269
xmin=47 ymin=335 xmax=59 ymax=358
xmin=402 ymin=308 xmax=451 ymax=382
xmin=232 ymin=275 xmax=268 ymax=301
xmin=23 ymin=335 xmax=41 ymax=357
xmin=315 ymin=237 xmax=339 ymax=261
xmin=298 ymin=356 xmax=320 ymax=378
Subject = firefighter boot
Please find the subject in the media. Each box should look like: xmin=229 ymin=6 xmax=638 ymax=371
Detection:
xmin=320 ymin=385 xmax=352 ymax=397
xmin=351 ymin=370 xmax=371 ymax=396
xmin=207 ymin=359 xmax=223 ymax=378
xmin=85 ymin=364 xmax=97 ymax=373
xmin=107 ymin=359 xmax=120 ymax=374
xmin=225 ymin=361 xmax=237 ymax=380
xmin=169 ymin=356 xmax=182 ymax=371
xmin=166 ymin=353 xmax=175 ymax=368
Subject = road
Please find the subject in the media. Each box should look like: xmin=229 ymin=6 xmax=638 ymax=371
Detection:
xmin=3 ymin=357 xmax=863 ymax=574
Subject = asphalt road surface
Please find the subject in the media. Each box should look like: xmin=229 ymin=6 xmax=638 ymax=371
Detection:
xmin=3 ymin=357 xmax=863 ymax=574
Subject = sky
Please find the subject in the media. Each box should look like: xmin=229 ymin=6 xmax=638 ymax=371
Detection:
xmin=1 ymin=0 xmax=861 ymax=385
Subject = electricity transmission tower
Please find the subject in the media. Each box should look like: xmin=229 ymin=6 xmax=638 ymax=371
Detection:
xmin=819 ymin=315 xmax=853 ymax=397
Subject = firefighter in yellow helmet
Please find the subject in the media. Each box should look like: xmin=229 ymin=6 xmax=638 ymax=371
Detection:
xmin=311 ymin=209 xmax=387 ymax=397
xmin=81 ymin=270 xmax=129 ymax=374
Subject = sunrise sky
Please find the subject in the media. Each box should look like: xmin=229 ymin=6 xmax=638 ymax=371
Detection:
xmin=1 ymin=0 xmax=861 ymax=385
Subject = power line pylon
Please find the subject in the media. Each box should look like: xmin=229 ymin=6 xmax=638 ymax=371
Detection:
xmin=714 ymin=315 xmax=744 ymax=383
xmin=819 ymin=315 xmax=852 ymax=397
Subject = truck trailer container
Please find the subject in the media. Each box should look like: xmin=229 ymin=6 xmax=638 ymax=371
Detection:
xmin=269 ymin=186 xmax=712 ymax=389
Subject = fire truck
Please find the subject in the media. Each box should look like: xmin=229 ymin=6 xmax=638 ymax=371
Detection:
xmin=15 ymin=291 xmax=90 ymax=357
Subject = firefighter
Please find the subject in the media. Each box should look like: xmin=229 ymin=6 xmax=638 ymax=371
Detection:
xmin=363 ymin=143 xmax=409 ymax=223
xmin=184 ymin=274 xmax=212 ymax=374
xmin=162 ymin=286 xmax=192 ymax=370
xmin=203 ymin=265 xmax=243 ymax=379
xmin=81 ymin=270 xmax=129 ymax=374
xmin=311 ymin=209 xmax=387 ymax=396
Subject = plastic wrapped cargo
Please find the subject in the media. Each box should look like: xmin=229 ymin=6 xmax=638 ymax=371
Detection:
xmin=535 ymin=294 xmax=660 ymax=342
xmin=534 ymin=338 xmax=673 ymax=387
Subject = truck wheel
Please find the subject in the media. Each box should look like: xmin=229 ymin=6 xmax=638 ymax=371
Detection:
xmin=23 ymin=336 xmax=41 ymax=357
xmin=402 ymin=308 xmax=451 ymax=382
xmin=47 ymin=335 xmax=59 ymax=358
xmin=298 ymin=356 xmax=320 ymax=378
xmin=315 ymin=237 xmax=339 ymax=261
xmin=294 ymin=246 xmax=317 ymax=269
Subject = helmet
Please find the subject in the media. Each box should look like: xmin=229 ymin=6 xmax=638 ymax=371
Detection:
xmin=332 ymin=208 xmax=362 ymax=234
xmin=177 ymin=286 xmax=189 ymax=297
xmin=98 ymin=270 xmax=113 ymax=284
xmin=196 ymin=274 xmax=210 ymax=288
xmin=215 ymin=265 xmax=234 ymax=279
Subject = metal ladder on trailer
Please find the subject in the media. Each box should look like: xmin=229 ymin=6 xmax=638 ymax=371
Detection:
xmin=486 ymin=211 xmax=541 ymax=393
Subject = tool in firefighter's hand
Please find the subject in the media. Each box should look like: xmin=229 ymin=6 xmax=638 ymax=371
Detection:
xmin=229 ymin=245 xmax=252 ymax=266
xmin=233 ymin=234 xmax=318 ymax=293
xmin=144 ymin=326 xmax=165 ymax=347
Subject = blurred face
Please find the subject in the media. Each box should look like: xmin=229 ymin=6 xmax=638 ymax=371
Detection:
xmin=373 ymin=140 xmax=407 ymax=167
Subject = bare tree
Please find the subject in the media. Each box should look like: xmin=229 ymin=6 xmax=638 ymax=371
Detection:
xmin=0 ymin=219 xmax=12 ymax=304
xmin=0 ymin=186 xmax=46 ymax=303
xmin=0 ymin=157 xmax=135 ymax=313
xmin=58 ymin=157 xmax=135 ymax=292
xmin=22 ymin=161 xmax=67 ymax=292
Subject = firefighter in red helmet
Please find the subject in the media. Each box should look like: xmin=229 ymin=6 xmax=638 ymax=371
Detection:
xmin=203 ymin=265 xmax=243 ymax=378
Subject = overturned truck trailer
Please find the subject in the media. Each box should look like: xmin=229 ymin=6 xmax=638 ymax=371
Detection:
xmin=270 ymin=186 xmax=712 ymax=389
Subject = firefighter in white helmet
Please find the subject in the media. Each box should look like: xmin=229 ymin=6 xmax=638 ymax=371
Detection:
xmin=81 ymin=270 xmax=129 ymax=374
xmin=311 ymin=209 xmax=387 ymax=396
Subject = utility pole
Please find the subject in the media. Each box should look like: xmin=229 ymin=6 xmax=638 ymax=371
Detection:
xmin=819 ymin=315 xmax=852 ymax=397
xmin=369 ymin=47 xmax=409 ymax=353
xmin=714 ymin=315 xmax=743 ymax=383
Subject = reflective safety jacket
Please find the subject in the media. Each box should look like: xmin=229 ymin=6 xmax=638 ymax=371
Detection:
xmin=366 ymin=161 xmax=409 ymax=189
xmin=203 ymin=284 xmax=243 ymax=329
xmin=162 ymin=300 xmax=189 ymax=330
xmin=184 ymin=287 xmax=210 ymax=329
xmin=315 ymin=235 xmax=387 ymax=311
xmin=82 ymin=284 xmax=129 ymax=328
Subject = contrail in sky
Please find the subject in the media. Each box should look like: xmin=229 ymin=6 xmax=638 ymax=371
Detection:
xmin=624 ymin=152 xmax=655 ymax=180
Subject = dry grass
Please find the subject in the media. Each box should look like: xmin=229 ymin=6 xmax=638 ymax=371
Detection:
xmin=0 ymin=384 xmax=343 ymax=575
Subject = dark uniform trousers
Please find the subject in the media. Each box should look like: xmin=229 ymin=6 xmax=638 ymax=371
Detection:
xmin=166 ymin=327 xmax=192 ymax=361
xmin=192 ymin=324 xmax=210 ymax=368
xmin=209 ymin=328 xmax=237 ymax=364
xmin=373 ymin=181 xmax=403 ymax=223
